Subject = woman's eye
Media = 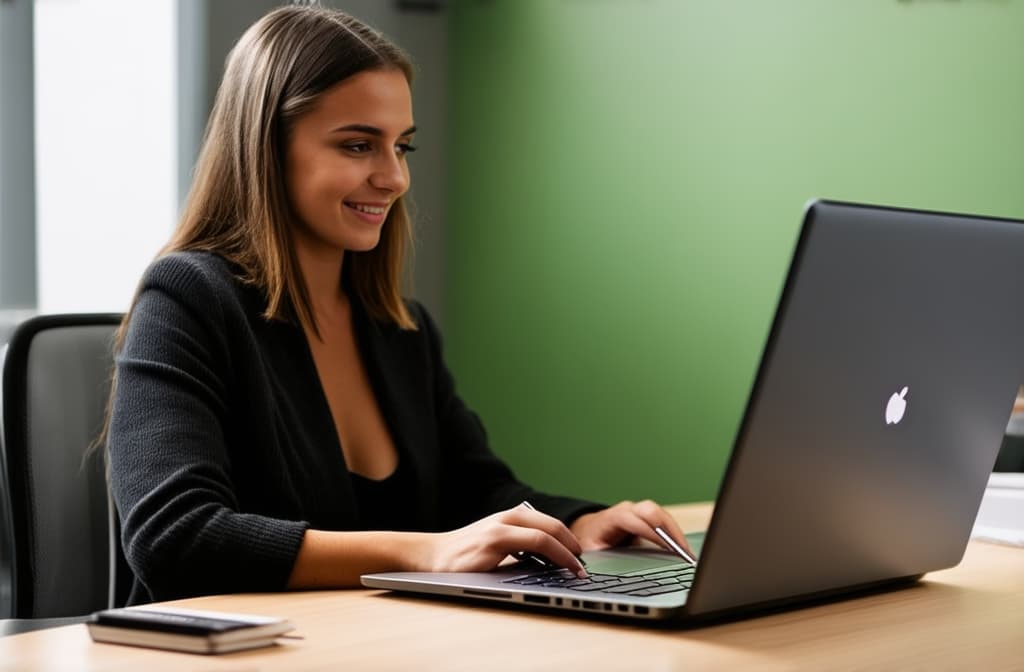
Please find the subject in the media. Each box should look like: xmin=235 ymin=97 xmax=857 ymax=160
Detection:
xmin=339 ymin=140 xmax=417 ymax=156
xmin=342 ymin=141 xmax=372 ymax=154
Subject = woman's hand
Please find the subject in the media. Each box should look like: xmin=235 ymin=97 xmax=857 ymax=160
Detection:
xmin=419 ymin=504 xmax=588 ymax=577
xmin=570 ymin=499 xmax=694 ymax=556
xmin=288 ymin=501 xmax=689 ymax=589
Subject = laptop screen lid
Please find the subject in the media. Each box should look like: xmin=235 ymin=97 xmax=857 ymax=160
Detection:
xmin=362 ymin=200 xmax=1024 ymax=623
xmin=685 ymin=199 xmax=1024 ymax=618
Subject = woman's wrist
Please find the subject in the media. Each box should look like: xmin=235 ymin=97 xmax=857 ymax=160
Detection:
xmin=286 ymin=529 xmax=437 ymax=588
xmin=568 ymin=512 xmax=594 ymax=537
xmin=389 ymin=530 xmax=436 ymax=572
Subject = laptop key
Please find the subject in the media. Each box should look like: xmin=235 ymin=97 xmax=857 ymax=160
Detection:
xmin=588 ymin=581 xmax=636 ymax=591
xmin=566 ymin=582 xmax=616 ymax=592
xmin=600 ymin=581 xmax=661 ymax=594
xmin=510 ymin=576 xmax=551 ymax=585
xmin=655 ymin=573 xmax=688 ymax=585
xmin=560 ymin=579 xmax=597 ymax=588
xmin=540 ymin=576 xmax=576 ymax=586
xmin=642 ymin=570 xmax=691 ymax=581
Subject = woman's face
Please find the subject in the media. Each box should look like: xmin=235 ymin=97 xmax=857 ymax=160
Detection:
xmin=285 ymin=68 xmax=415 ymax=260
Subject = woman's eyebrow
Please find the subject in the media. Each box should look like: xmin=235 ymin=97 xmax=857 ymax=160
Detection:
xmin=330 ymin=123 xmax=417 ymax=136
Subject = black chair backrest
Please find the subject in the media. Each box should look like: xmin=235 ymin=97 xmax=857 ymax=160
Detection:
xmin=0 ymin=314 xmax=127 ymax=618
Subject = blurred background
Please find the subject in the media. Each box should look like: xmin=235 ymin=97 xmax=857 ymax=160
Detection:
xmin=1 ymin=0 xmax=1022 ymax=505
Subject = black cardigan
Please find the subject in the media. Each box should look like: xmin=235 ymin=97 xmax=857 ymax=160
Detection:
xmin=108 ymin=251 xmax=603 ymax=604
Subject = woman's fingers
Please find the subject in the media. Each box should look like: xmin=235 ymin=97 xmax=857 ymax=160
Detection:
xmin=499 ymin=524 xmax=588 ymax=577
xmin=500 ymin=503 xmax=584 ymax=556
xmin=429 ymin=506 xmax=587 ymax=576
xmin=602 ymin=502 xmax=671 ymax=549
xmin=580 ymin=500 xmax=695 ymax=558
xmin=654 ymin=513 xmax=694 ymax=557
xmin=629 ymin=500 xmax=695 ymax=557
xmin=433 ymin=501 xmax=691 ymax=578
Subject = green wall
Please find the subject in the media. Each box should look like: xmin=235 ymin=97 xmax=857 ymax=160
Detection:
xmin=445 ymin=1 xmax=1024 ymax=505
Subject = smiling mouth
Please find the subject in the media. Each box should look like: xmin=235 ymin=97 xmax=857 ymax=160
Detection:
xmin=345 ymin=202 xmax=388 ymax=216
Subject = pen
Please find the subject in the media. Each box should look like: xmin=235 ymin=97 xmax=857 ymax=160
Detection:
xmin=654 ymin=526 xmax=698 ymax=566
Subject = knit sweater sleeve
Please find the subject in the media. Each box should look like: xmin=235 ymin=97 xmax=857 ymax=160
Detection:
xmin=108 ymin=253 xmax=308 ymax=601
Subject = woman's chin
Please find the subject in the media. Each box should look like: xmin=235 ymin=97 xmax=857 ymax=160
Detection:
xmin=348 ymin=235 xmax=382 ymax=253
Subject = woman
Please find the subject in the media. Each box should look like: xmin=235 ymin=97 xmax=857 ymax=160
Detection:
xmin=107 ymin=4 xmax=690 ymax=605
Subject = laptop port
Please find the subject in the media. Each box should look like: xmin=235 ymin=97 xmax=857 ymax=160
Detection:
xmin=463 ymin=589 xmax=511 ymax=599
xmin=523 ymin=595 xmax=550 ymax=605
xmin=582 ymin=601 xmax=599 ymax=610
xmin=634 ymin=606 xmax=649 ymax=615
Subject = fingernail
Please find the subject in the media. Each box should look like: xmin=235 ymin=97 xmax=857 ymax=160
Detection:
xmin=577 ymin=565 xmax=589 ymax=579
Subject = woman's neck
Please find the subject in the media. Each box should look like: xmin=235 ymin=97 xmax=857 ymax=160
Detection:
xmin=295 ymin=245 xmax=349 ymax=336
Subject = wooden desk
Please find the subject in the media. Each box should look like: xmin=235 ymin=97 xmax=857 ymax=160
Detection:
xmin=3 ymin=503 xmax=1023 ymax=671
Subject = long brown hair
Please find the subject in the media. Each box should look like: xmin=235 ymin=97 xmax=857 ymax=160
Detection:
xmin=165 ymin=4 xmax=417 ymax=335
xmin=95 ymin=6 xmax=416 ymax=458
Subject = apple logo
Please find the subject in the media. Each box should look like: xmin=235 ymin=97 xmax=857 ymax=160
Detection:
xmin=885 ymin=386 xmax=909 ymax=425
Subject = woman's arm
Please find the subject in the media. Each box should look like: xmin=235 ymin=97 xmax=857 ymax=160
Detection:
xmin=110 ymin=254 xmax=308 ymax=600
xmin=286 ymin=530 xmax=428 ymax=587
xmin=287 ymin=504 xmax=589 ymax=587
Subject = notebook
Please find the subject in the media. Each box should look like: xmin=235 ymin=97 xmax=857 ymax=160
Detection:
xmin=363 ymin=199 xmax=1024 ymax=622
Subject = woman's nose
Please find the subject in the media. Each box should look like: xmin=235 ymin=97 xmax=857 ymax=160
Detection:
xmin=370 ymin=153 xmax=410 ymax=194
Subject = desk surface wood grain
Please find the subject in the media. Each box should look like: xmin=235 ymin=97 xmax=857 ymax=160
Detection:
xmin=2 ymin=503 xmax=1022 ymax=671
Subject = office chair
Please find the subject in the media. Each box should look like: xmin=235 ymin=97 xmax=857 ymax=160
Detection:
xmin=0 ymin=314 xmax=130 ymax=635
xmin=996 ymin=412 xmax=1024 ymax=472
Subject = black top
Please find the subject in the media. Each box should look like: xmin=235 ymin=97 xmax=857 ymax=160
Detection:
xmin=350 ymin=462 xmax=417 ymax=532
xmin=108 ymin=251 xmax=604 ymax=604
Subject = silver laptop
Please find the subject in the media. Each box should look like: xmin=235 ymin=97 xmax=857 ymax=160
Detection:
xmin=363 ymin=200 xmax=1024 ymax=622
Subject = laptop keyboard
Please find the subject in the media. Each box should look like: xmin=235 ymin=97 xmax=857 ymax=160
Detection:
xmin=501 ymin=564 xmax=695 ymax=597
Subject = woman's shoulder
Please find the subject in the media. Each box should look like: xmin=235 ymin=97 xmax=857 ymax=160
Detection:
xmin=143 ymin=250 xmax=234 ymax=289
xmin=139 ymin=250 xmax=259 ymax=316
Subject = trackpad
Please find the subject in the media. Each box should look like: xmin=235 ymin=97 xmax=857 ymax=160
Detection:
xmin=581 ymin=548 xmax=686 ymax=574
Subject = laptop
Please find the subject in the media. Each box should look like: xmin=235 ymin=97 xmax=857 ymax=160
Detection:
xmin=363 ymin=199 xmax=1024 ymax=622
